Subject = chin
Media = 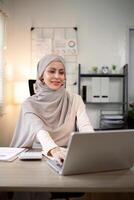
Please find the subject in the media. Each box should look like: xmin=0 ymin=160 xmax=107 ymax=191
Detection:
xmin=51 ymin=85 xmax=61 ymax=90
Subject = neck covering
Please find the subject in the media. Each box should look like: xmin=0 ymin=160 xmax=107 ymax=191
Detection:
xmin=10 ymin=54 xmax=73 ymax=147
xmin=30 ymin=54 xmax=70 ymax=130
xmin=25 ymin=83 xmax=70 ymax=131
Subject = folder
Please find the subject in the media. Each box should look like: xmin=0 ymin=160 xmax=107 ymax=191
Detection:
xmin=91 ymin=78 xmax=101 ymax=102
xmin=101 ymin=78 xmax=109 ymax=102
xmin=86 ymin=84 xmax=92 ymax=102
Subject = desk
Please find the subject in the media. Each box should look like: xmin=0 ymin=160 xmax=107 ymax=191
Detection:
xmin=0 ymin=158 xmax=134 ymax=192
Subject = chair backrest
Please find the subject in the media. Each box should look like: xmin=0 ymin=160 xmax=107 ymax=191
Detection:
xmin=28 ymin=79 xmax=36 ymax=96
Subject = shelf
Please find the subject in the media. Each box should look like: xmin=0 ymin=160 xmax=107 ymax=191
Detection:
xmin=84 ymin=102 xmax=126 ymax=104
xmin=78 ymin=64 xmax=128 ymax=130
xmin=80 ymin=73 xmax=124 ymax=78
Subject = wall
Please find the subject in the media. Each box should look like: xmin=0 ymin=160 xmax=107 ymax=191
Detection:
xmin=0 ymin=0 xmax=134 ymax=146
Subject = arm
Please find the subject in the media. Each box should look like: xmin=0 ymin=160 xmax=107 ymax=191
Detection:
xmin=10 ymin=112 xmax=46 ymax=148
xmin=77 ymin=96 xmax=94 ymax=132
xmin=36 ymin=130 xmax=58 ymax=156
xmin=24 ymin=113 xmax=66 ymax=163
xmin=36 ymin=130 xmax=67 ymax=164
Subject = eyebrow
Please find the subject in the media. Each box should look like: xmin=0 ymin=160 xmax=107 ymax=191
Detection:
xmin=48 ymin=67 xmax=65 ymax=71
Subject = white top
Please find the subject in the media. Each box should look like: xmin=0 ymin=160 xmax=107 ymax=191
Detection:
xmin=36 ymin=93 xmax=94 ymax=156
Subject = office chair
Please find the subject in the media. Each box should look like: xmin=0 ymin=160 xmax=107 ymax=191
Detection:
xmin=28 ymin=79 xmax=84 ymax=200
xmin=28 ymin=79 xmax=36 ymax=95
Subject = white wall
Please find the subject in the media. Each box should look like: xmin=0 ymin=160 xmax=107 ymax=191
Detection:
xmin=0 ymin=0 xmax=134 ymax=145
xmin=6 ymin=0 xmax=134 ymax=72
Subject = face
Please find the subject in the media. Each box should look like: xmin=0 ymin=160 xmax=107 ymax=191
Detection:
xmin=42 ymin=61 xmax=65 ymax=90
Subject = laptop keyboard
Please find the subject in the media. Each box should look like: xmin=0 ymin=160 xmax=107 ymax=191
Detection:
xmin=48 ymin=159 xmax=63 ymax=171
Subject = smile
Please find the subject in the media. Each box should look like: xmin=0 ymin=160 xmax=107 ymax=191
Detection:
xmin=51 ymin=81 xmax=61 ymax=85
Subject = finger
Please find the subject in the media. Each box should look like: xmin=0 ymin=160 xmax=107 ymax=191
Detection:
xmin=56 ymin=153 xmax=65 ymax=165
xmin=55 ymin=158 xmax=63 ymax=166
xmin=53 ymin=149 xmax=66 ymax=165
xmin=60 ymin=147 xmax=67 ymax=152
xmin=60 ymin=148 xmax=67 ymax=156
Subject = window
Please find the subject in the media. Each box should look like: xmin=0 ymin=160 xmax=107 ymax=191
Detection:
xmin=0 ymin=11 xmax=6 ymax=111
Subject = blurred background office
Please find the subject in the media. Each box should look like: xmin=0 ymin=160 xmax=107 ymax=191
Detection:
xmin=0 ymin=0 xmax=134 ymax=146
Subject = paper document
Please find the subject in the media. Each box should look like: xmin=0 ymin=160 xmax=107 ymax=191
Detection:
xmin=102 ymin=115 xmax=123 ymax=120
xmin=0 ymin=147 xmax=26 ymax=161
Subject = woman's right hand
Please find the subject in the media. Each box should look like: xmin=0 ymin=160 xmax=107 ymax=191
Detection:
xmin=49 ymin=146 xmax=67 ymax=165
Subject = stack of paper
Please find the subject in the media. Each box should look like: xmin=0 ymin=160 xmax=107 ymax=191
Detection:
xmin=100 ymin=111 xmax=124 ymax=129
xmin=0 ymin=147 xmax=26 ymax=161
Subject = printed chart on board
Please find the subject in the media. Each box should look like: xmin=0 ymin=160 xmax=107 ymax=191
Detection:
xmin=31 ymin=27 xmax=78 ymax=93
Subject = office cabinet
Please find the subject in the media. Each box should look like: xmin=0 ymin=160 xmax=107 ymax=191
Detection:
xmin=78 ymin=64 xmax=128 ymax=129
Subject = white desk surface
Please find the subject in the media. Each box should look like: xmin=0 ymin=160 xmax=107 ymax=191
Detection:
xmin=0 ymin=158 xmax=134 ymax=192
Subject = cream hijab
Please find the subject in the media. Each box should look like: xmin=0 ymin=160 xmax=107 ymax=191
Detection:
xmin=10 ymin=54 xmax=72 ymax=147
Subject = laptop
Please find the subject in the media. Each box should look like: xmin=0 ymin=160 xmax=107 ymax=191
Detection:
xmin=47 ymin=129 xmax=134 ymax=175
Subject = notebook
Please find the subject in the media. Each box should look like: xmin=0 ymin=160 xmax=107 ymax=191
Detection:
xmin=47 ymin=129 xmax=134 ymax=175
xmin=0 ymin=147 xmax=26 ymax=161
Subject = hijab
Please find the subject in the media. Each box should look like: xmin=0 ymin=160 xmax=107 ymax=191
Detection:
xmin=10 ymin=54 xmax=73 ymax=147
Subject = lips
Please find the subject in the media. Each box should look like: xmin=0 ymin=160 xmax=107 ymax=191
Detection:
xmin=51 ymin=81 xmax=61 ymax=86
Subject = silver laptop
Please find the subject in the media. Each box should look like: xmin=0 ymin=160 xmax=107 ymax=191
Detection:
xmin=47 ymin=129 xmax=134 ymax=175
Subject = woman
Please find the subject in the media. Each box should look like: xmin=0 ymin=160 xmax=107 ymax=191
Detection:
xmin=11 ymin=54 xmax=94 ymax=164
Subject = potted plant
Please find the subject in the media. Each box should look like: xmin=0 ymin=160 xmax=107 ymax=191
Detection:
xmin=92 ymin=66 xmax=98 ymax=73
xmin=127 ymin=103 xmax=134 ymax=129
xmin=111 ymin=64 xmax=117 ymax=74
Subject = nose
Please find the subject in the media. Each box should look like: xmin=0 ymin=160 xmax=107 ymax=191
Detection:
xmin=54 ymin=72 xmax=60 ymax=78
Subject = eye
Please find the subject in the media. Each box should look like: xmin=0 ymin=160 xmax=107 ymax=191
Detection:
xmin=59 ymin=71 xmax=65 ymax=75
xmin=59 ymin=72 xmax=64 ymax=75
xmin=48 ymin=70 xmax=55 ymax=74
